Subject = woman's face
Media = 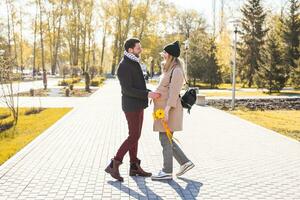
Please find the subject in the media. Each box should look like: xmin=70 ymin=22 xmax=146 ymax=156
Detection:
xmin=162 ymin=51 xmax=170 ymax=60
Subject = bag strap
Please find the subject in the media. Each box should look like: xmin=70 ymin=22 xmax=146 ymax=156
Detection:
xmin=169 ymin=67 xmax=176 ymax=84
xmin=169 ymin=67 xmax=188 ymax=98
xmin=169 ymin=67 xmax=188 ymax=85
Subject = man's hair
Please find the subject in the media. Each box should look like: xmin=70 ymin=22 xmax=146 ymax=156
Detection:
xmin=124 ymin=38 xmax=140 ymax=52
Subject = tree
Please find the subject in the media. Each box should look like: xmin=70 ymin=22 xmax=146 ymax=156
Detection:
xmin=19 ymin=9 xmax=24 ymax=74
xmin=65 ymin=0 xmax=81 ymax=70
xmin=216 ymin=27 xmax=232 ymax=83
xmin=81 ymin=0 xmax=94 ymax=92
xmin=99 ymin=18 xmax=109 ymax=73
xmin=281 ymin=0 xmax=300 ymax=87
xmin=290 ymin=60 xmax=300 ymax=88
xmin=32 ymin=0 xmax=38 ymax=77
xmin=38 ymin=0 xmax=47 ymax=89
xmin=176 ymin=9 xmax=205 ymax=39
xmin=239 ymin=0 xmax=268 ymax=87
xmin=5 ymin=0 xmax=12 ymax=56
xmin=258 ymin=27 xmax=287 ymax=93
xmin=46 ymin=0 xmax=64 ymax=75
xmin=188 ymin=28 xmax=221 ymax=88
xmin=205 ymin=38 xmax=222 ymax=88
xmin=0 ymin=54 xmax=20 ymax=125
xmin=105 ymin=0 xmax=134 ymax=75
xmin=186 ymin=27 xmax=208 ymax=86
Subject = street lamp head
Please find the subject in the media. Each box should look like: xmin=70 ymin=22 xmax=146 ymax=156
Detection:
xmin=0 ymin=49 xmax=5 ymax=56
xmin=183 ymin=39 xmax=189 ymax=50
xmin=229 ymin=19 xmax=240 ymax=33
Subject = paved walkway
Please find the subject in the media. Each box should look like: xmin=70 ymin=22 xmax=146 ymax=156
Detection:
xmin=0 ymin=79 xmax=300 ymax=199
xmin=0 ymin=78 xmax=62 ymax=96
xmin=0 ymin=81 xmax=99 ymax=108
xmin=0 ymin=96 xmax=89 ymax=108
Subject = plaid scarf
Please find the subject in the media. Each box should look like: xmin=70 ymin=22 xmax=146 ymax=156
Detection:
xmin=124 ymin=51 xmax=140 ymax=63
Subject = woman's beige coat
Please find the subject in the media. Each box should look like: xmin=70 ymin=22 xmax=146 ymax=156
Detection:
xmin=153 ymin=64 xmax=184 ymax=132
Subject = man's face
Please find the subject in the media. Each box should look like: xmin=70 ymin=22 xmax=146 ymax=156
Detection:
xmin=128 ymin=43 xmax=142 ymax=57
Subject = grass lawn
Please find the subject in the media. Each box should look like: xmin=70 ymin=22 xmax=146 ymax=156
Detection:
xmin=0 ymin=107 xmax=72 ymax=165
xmin=69 ymin=88 xmax=98 ymax=97
xmin=203 ymin=90 xmax=300 ymax=97
xmin=61 ymin=81 xmax=105 ymax=88
xmin=193 ymin=82 xmax=248 ymax=89
xmin=18 ymin=89 xmax=50 ymax=97
xmin=229 ymin=109 xmax=300 ymax=141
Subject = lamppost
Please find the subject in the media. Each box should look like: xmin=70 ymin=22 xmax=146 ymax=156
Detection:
xmin=183 ymin=39 xmax=189 ymax=85
xmin=230 ymin=20 xmax=239 ymax=110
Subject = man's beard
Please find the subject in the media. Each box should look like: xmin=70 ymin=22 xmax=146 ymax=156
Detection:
xmin=133 ymin=52 xmax=140 ymax=58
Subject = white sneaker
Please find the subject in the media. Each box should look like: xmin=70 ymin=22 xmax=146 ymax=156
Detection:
xmin=176 ymin=161 xmax=195 ymax=177
xmin=151 ymin=170 xmax=172 ymax=180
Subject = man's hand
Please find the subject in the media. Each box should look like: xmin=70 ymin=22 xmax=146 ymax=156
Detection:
xmin=148 ymin=92 xmax=161 ymax=99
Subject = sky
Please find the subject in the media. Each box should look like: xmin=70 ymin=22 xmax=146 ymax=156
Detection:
xmin=0 ymin=0 xmax=286 ymax=43
xmin=171 ymin=0 xmax=284 ymax=30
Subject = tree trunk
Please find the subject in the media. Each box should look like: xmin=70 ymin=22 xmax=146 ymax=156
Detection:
xmin=6 ymin=0 xmax=12 ymax=56
xmin=81 ymin=16 xmax=87 ymax=73
xmin=111 ymin=31 xmax=119 ymax=75
xmin=33 ymin=0 xmax=38 ymax=77
xmin=10 ymin=2 xmax=18 ymax=67
xmin=100 ymin=22 xmax=107 ymax=73
xmin=38 ymin=0 xmax=47 ymax=89
xmin=20 ymin=9 xmax=24 ymax=74
xmin=117 ymin=0 xmax=134 ymax=64
xmin=47 ymin=9 xmax=53 ymax=75
xmin=75 ymin=1 xmax=80 ymax=67
xmin=139 ymin=0 xmax=150 ymax=40
xmin=52 ymin=0 xmax=64 ymax=75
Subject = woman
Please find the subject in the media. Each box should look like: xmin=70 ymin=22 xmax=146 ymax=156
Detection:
xmin=151 ymin=41 xmax=194 ymax=180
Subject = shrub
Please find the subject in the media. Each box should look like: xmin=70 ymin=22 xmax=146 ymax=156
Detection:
xmin=58 ymin=80 xmax=70 ymax=86
xmin=0 ymin=113 xmax=10 ymax=120
xmin=90 ymin=77 xmax=105 ymax=86
xmin=58 ymin=77 xmax=81 ymax=86
xmin=72 ymin=77 xmax=81 ymax=83
xmin=0 ymin=120 xmax=14 ymax=133
xmin=25 ymin=107 xmax=45 ymax=115
xmin=90 ymin=80 xmax=100 ymax=86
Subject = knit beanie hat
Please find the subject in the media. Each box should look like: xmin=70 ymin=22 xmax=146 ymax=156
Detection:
xmin=163 ymin=41 xmax=181 ymax=57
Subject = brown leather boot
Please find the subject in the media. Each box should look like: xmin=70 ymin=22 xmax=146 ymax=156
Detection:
xmin=105 ymin=159 xmax=124 ymax=182
xmin=129 ymin=159 xmax=152 ymax=177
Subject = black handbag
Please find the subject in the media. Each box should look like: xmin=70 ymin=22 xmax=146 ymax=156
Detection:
xmin=169 ymin=67 xmax=197 ymax=114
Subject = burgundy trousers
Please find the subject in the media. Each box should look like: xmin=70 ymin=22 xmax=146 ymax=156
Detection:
xmin=114 ymin=109 xmax=144 ymax=163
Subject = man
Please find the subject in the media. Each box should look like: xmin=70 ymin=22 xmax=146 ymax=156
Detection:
xmin=105 ymin=38 xmax=160 ymax=182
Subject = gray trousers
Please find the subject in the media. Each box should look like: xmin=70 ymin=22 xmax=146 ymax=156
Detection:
xmin=159 ymin=132 xmax=190 ymax=173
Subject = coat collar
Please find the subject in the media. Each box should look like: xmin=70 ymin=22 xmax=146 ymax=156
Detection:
xmin=124 ymin=51 xmax=140 ymax=63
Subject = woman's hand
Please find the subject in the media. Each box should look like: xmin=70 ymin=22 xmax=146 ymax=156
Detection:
xmin=152 ymin=91 xmax=161 ymax=102
xmin=164 ymin=106 xmax=171 ymax=122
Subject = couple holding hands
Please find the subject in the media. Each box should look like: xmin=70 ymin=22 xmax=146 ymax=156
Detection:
xmin=105 ymin=38 xmax=194 ymax=182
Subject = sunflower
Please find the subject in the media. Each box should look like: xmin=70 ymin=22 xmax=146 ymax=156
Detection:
xmin=155 ymin=109 xmax=165 ymax=119
xmin=152 ymin=112 xmax=157 ymax=120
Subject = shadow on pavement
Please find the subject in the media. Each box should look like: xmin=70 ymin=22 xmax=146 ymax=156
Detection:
xmin=108 ymin=176 xmax=202 ymax=199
